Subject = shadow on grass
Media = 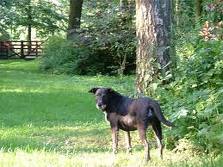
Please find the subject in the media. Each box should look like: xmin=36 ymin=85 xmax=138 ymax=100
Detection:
xmin=0 ymin=59 xmax=41 ymax=74
xmin=0 ymin=126 xmax=111 ymax=154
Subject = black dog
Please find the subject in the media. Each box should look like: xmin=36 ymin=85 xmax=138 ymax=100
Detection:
xmin=89 ymin=87 xmax=174 ymax=161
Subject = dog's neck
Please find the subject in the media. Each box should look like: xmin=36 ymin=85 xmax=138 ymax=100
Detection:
xmin=106 ymin=92 xmax=131 ymax=115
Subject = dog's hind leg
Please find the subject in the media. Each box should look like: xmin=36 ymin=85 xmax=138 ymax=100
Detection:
xmin=152 ymin=121 xmax=163 ymax=159
xmin=125 ymin=131 xmax=132 ymax=153
xmin=138 ymin=125 xmax=150 ymax=162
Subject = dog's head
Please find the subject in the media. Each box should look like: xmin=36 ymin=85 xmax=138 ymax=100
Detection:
xmin=88 ymin=87 xmax=115 ymax=111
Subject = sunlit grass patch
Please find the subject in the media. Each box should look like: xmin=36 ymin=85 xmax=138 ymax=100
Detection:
xmin=0 ymin=149 xmax=222 ymax=167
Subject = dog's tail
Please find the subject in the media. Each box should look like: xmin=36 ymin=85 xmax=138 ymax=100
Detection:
xmin=150 ymin=101 xmax=175 ymax=127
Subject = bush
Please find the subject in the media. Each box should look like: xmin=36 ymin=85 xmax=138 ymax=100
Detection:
xmin=40 ymin=34 xmax=135 ymax=75
xmin=155 ymin=40 xmax=223 ymax=153
xmin=81 ymin=3 xmax=136 ymax=75
xmin=40 ymin=36 xmax=91 ymax=75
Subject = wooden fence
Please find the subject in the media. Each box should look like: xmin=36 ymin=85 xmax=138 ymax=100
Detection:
xmin=0 ymin=41 xmax=43 ymax=59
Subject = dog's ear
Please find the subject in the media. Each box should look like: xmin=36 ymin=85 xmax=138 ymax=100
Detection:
xmin=88 ymin=87 xmax=99 ymax=94
xmin=107 ymin=88 xmax=115 ymax=93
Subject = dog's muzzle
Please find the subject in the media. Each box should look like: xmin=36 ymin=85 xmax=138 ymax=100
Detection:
xmin=96 ymin=104 xmax=106 ymax=111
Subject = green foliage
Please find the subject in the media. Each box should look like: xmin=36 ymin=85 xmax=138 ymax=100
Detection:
xmin=154 ymin=0 xmax=223 ymax=154
xmin=204 ymin=0 xmax=223 ymax=23
xmin=40 ymin=36 xmax=93 ymax=75
xmin=154 ymin=40 xmax=223 ymax=154
xmin=0 ymin=0 xmax=67 ymax=39
xmin=79 ymin=0 xmax=136 ymax=75
xmin=0 ymin=0 xmax=16 ymax=39
xmin=40 ymin=1 xmax=136 ymax=75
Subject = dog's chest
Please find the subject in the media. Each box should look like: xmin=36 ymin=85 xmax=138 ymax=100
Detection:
xmin=103 ymin=112 xmax=109 ymax=123
xmin=120 ymin=115 xmax=134 ymax=125
xmin=118 ymin=115 xmax=137 ymax=131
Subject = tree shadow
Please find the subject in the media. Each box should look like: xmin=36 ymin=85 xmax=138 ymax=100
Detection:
xmin=0 ymin=126 xmax=111 ymax=154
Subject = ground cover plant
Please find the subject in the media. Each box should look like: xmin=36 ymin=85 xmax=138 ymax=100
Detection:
xmin=0 ymin=60 xmax=222 ymax=167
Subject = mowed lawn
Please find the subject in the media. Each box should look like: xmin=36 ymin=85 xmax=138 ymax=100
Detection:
xmin=0 ymin=60 xmax=222 ymax=167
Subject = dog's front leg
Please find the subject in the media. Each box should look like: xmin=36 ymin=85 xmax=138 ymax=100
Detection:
xmin=111 ymin=127 xmax=119 ymax=154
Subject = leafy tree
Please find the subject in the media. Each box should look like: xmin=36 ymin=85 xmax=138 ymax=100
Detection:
xmin=0 ymin=0 xmax=17 ymax=39
xmin=0 ymin=0 xmax=67 ymax=40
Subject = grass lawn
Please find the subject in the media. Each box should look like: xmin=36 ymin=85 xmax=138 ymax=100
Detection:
xmin=0 ymin=59 xmax=222 ymax=167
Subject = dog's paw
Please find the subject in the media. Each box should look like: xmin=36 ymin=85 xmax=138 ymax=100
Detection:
xmin=112 ymin=150 xmax=118 ymax=155
xmin=126 ymin=148 xmax=132 ymax=154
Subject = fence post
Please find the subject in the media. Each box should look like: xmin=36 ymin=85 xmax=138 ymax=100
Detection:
xmin=6 ymin=44 xmax=9 ymax=59
xmin=20 ymin=41 xmax=25 ymax=59
xmin=36 ymin=41 xmax=38 ymax=57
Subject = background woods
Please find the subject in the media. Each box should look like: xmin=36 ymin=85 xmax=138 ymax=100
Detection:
xmin=0 ymin=0 xmax=223 ymax=166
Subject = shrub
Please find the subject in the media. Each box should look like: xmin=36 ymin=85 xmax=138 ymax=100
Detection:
xmin=40 ymin=34 xmax=135 ymax=75
xmin=82 ymin=6 xmax=136 ymax=75
xmin=155 ymin=39 xmax=223 ymax=153
xmin=40 ymin=36 xmax=91 ymax=75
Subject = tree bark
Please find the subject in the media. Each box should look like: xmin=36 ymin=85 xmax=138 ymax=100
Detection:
xmin=135 ymin=0 xmax=174 ymax=95
xmin=195 ymin=0 xmax=202 ymax=20
xmin=120 ymin=0 xmax=128 ymax=13
xmin=27 ymin=1 xmax=32 ymax=56
xmin=22 ymin=0 xmax=32 ymax=59
xmin=175 ymin=0 xmax=179 ymax=26
xmin=67 ymin=0 xmax=83 ymax=40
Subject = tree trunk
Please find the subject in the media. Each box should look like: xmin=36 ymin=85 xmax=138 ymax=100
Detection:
xmin=195 ymin=0 xmax=202 ymax=20
xmin=175 ymin=0 xmax=180 ymax=26
xmin=27 ymin=2 xmax=32 ymax=56
xmin=135 ymin=0 xmax=174 ymax=95
xmin=67 ymin=0 xmax=83 ymax=40
xmin=120 ymin=0 xmax=128 ymax=13
xmin=23 ymin=0 xmax=32 ymax=59
xmin=27 ymin=6 xmax=32 ymax=42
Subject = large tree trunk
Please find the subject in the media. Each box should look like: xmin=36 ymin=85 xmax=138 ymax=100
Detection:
xmin=67 ymin=0 xmax=83 ymax=40
xmin=135 ymin=0 xmax=174 ymax=95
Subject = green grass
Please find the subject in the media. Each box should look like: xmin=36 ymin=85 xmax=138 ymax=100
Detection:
xmin=0 ymin=59 xmax=222 ymax=167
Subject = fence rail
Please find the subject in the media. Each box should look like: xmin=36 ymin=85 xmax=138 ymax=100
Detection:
xmin=0 ymin=40 xmax=43 ymax=59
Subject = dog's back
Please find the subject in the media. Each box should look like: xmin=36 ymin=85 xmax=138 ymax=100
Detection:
xmin=129 ymin=97 xmax=174 ymax=127
xmin=108 ymin=94 xmax=174 ymax=128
